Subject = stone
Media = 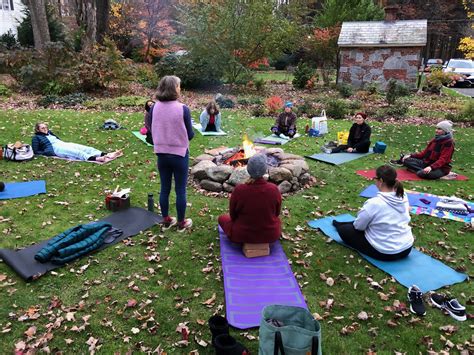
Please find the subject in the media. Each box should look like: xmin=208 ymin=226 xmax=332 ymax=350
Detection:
xmin=275 ymin=152 xmax=304 ymax=161
xmin=191 ymin=160 xmax=216 ymax=180
xmin=278 ymin=180 xmax=292 ymax=194
xmin=299 ymin=173 xmax=312 ymax=186
xmin=266 ymin=148 xmax=284 ymax=155
xmin=292 ymin=183 xmax=300 ymax=191
xmin=200 ymin=179 xmax=223 ymax=192
xmin=194 ymin=154 xmax=215 ymax=165
xmin=206 ymin=165 xmax=233 ymax=183
xmin=280 ymin=163 xmax=302 ymax=178
xmin=223 ymin=182 xmax=234 ymax=192
xmin=281 ymin=159 xmax=309 ymax=174
xmin=269 ymin=167 xmax=292 ymax=183
xmin=227 ymin=167 xmax=250 ymax=185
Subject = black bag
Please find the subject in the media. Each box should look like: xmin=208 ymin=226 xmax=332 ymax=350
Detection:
xmin=145 ymin=103 xmax=155 ymax=145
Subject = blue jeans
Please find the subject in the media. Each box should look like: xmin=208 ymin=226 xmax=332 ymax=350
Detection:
xmin=157 ymin=152 xmax=189 ymax=222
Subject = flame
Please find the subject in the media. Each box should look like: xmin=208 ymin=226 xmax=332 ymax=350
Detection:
xmin=242 ymin=134 xmax=256 ymax=159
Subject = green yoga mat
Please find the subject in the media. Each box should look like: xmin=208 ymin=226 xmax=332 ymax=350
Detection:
xmin=132 ymin=131 xmax=153 ymax=147
xmin=192 ymin=124 xmax=227 ymax=136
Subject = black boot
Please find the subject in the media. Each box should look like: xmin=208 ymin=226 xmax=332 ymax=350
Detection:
xmin=214 ymin=334 xmax=249 ymax=355
xmin=208 ymin=315 xmax=229 ymax=347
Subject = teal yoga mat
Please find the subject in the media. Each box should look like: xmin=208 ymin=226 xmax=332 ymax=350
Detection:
xmin=192 ymin=124 xmax=227 ymax=136
xmin=307 ymin=214 xmax=467 ymax=292
xmin=132 ymin=131 xmax=153 ymax=147
xmin=254 ymin=133 xmax=301 ymax=145
xmin=0 ymin=181 xmax=46 ymax=200
xmin=306 ymin=149 xmax=373 ymax=165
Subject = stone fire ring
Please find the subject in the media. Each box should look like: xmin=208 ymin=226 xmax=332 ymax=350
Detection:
xmin=190 ymin=146 xmax=316 ymax=195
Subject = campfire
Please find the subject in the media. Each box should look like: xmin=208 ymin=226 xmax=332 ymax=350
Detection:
xmin=224 ymin=135 xmax=257 ymax=167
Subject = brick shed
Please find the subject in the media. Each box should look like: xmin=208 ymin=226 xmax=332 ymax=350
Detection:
xmin=337 ymin=9 xmax=427 ymax=89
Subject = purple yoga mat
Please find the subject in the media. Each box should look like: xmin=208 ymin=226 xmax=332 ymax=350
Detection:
xmin=253 ymin=138 xmax=281 ymax=145
xmin=219 ymin=227 xmax=307 ymax=329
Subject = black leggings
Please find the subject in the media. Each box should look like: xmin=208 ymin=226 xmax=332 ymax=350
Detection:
xmin=333 ymin=221 xmax=411 ymax=261
xmin=331 ymin=141 xmax=370 ymax=153
xmin=403 ymin=157 xmax=446 ymax=180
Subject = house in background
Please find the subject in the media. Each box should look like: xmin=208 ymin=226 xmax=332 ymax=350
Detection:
xmin=0 ymin=0 xmax=25 ymax=37
xmin=337 ymin=6 xmax=427 ymax=89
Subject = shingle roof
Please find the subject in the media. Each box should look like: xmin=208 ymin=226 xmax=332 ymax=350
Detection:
xmin=338 ymin=20 xmax=427 ymax=47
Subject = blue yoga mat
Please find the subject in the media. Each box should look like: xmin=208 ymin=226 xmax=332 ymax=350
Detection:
xmin=307 ymin=214 xmax=467 ymax=292
xmin=0 ymin=181 xmax=47 ymax=200
xmin=306 ymin=149 xmax=373 ymax=165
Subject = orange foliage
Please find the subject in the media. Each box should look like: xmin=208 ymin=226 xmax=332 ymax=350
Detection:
xmin=265 ymin=96 xmax=284 ymax=114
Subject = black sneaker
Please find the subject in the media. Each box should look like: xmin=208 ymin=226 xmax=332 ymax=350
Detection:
xmin=389 ymin=159 xmax=403 ymax=167
xmin=407 ymin=285 xmax=426 ymax=316
xmin=430 ymin=293 xmax=467 ymax=321
xmin=214 ymin=334 xmax=249 ymax=355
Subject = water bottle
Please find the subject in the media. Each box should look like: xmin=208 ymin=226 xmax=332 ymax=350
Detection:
xmin=147 ymin=193 xmax=154 ymax=212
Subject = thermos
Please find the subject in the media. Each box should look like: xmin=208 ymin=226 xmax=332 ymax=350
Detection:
xmin=147 ymin=193 xmax=154 ymax=212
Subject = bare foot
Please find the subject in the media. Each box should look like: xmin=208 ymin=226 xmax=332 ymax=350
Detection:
xmin=106 ymin=149 xmax=123 ymax=159
xmin=96 ymin=156 xmax=107 ymax=162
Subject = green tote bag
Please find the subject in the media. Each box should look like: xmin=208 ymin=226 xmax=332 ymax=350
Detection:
xmin=259 ymin=305 xmax=322 ymax=355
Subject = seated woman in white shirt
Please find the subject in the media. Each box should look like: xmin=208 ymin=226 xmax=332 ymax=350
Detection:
xmin=333 ymin=165 xmax=413 ymax=261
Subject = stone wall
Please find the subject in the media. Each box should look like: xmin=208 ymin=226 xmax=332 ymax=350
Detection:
xmin=338 ymin=47 xmax=422 ymax=89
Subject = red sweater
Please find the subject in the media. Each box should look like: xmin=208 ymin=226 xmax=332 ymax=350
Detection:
xmin=229 ymin=178 xmax=282 ymax=243
xmin=411 ymin=136 xmax=454 ymax=174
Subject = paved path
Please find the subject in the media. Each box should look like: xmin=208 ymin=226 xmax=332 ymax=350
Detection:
xmin=451 ymin=87 xmax=474 ymax=98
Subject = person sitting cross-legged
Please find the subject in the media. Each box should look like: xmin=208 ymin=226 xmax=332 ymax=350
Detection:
xmin=330 ymin=112 xmax=371 ymax=153
xmin=271 ymin=101 xmax=297 ymax=138
xmin=390 ymin=120 xmax=455 ymax=180
xmin=218 ymin=154 xmax=281 ymax=244
xmin=333 ymin=165 xmax=413 ymax=261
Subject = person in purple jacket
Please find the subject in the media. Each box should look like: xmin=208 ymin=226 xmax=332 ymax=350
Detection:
xmin=150 ymin=75 xmax=194 ymax=232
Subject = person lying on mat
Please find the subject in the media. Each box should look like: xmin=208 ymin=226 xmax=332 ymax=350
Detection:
xmin=218 ymin=154 xmax=282 ymax=244
xmin=390 ymin=120 xmax=455 ymax=180
xmin=271 ymin=101 xmax=297 ymax=138
xmin=200 ymin=101 xmax=222 ymax=132
xmin=333 ymin=165 xmax=413 ymax=261
xmin=32 ymin=122 xmax=123 ymax=162
xmin=330 ymin=112 xmax=371 ymax=153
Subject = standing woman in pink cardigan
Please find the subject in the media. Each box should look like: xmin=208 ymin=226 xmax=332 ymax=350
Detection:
xmin=150 ymin=76 xmax=194 ymax=232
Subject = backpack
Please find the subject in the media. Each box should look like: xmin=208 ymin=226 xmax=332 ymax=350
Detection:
xmin=102 ymin=119 xmax=121 ymax=130
xmin=3 ymin=142 xmax=34 ymax=162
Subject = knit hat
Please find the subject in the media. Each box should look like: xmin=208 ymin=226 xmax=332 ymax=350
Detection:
xmin=355 ymin=112 xmax=367 ymax=120
xmin=284 ymin=101 xmax=293 ymax=108
xmin=436 ymin=120 xmax=453 ymax=134
xmin=247 ymin=154 xmax=267 ymax=178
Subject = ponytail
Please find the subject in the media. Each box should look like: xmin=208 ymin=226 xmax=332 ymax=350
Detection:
xmin=393 ymin=179 xmax=404 ymax=198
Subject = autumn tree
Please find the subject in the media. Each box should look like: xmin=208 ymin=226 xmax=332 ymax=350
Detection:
xmin=177 ymin=0 xmax=299 ymax=83
xmin=25 ymin=0 xmax=50 ymax=49
xmin=73 ymin=0 xmax=110 ymax=49
xmin=459 ymin=0 xmax=474 ymax=59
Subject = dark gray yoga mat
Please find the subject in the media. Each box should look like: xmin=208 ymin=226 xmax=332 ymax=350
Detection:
xmin=0 ymin=207 xmax=163 ymax=281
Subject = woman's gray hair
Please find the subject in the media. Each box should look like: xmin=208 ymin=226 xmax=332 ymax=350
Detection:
xmin=156 ymin=75 xmax=181 ymax=102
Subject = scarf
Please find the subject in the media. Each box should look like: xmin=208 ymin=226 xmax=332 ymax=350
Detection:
xmin=435 ymin=132 xmax=452 ymax=141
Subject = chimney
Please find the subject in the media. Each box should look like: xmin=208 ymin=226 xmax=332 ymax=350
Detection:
xmin=384 ymin=6 xmax=398 ymax=22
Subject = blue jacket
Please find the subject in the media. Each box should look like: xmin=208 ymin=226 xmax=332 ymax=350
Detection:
xmin=32 ymin=131 xmax=59 ymax=156
xmin=199 ymin=110 xmax=222 ymax=132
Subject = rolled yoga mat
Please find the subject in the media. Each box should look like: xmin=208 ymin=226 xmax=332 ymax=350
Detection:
xmin=192 ymin=123 xmax=227 ymax=136
xmin=359 ymin=184 xmax=474 ymax=223
xmin=219 ymin=226 xmax=307 ymax=329
xmin=132 ymin=131 xmax=153 ymax=147
xmin=0 ymin=207 xmax=163 ymax=281
xmin=0 ymin=181 xmax=46 ymax=200
xmin=307 ymin=214 xmax=467 ymax=293
xmin=306 ymin=149 xmax=373 ymax=165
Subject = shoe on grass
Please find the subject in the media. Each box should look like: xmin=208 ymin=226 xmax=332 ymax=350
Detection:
xmin=430 ymin=293 xmax=467 ymax=321
xmin=389 ymin=159 xmax=403 ymax=167
xmin=161 ymin=216 xmax=177 ymax=230
xmin=407 ymin=285 xmax=426 ymax=316
xmin=177 ymin=218 xmax=193 ymax=233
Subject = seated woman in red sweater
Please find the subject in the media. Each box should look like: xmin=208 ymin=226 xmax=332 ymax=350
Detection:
xmin=218 ymin=154 xmax=282 ymax=244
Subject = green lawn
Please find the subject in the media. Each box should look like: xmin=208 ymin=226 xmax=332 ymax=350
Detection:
xmin=254 ymin=70 xmax=294 ymax=82
xmin=0 ymin=109 xmax=472 ymax=353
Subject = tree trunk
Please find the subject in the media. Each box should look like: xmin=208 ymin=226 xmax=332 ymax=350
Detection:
xmin=96 ymin=0 xmax=110 ymax=44
xmin=74 ymin=0 xmax=97 ymax=49
xmin=27 ymin=0 xmax=51 ymax=49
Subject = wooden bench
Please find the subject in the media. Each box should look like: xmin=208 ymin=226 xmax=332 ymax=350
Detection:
xmin=243 ymin=243 xmax=270 ymax=258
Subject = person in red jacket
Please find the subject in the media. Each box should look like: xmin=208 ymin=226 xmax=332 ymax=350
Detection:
xmin=218 ymin=154 xmax=282 ymax=244
xmin=390 ymin=120 xmax=455 ymax=179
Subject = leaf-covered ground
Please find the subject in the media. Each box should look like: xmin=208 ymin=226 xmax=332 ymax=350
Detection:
xmin=0 ymin=108 xmax=472 ymax=354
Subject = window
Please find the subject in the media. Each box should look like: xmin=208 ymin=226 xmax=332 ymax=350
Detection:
xmin=0 ymin=0 xmax=11 ymax=10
